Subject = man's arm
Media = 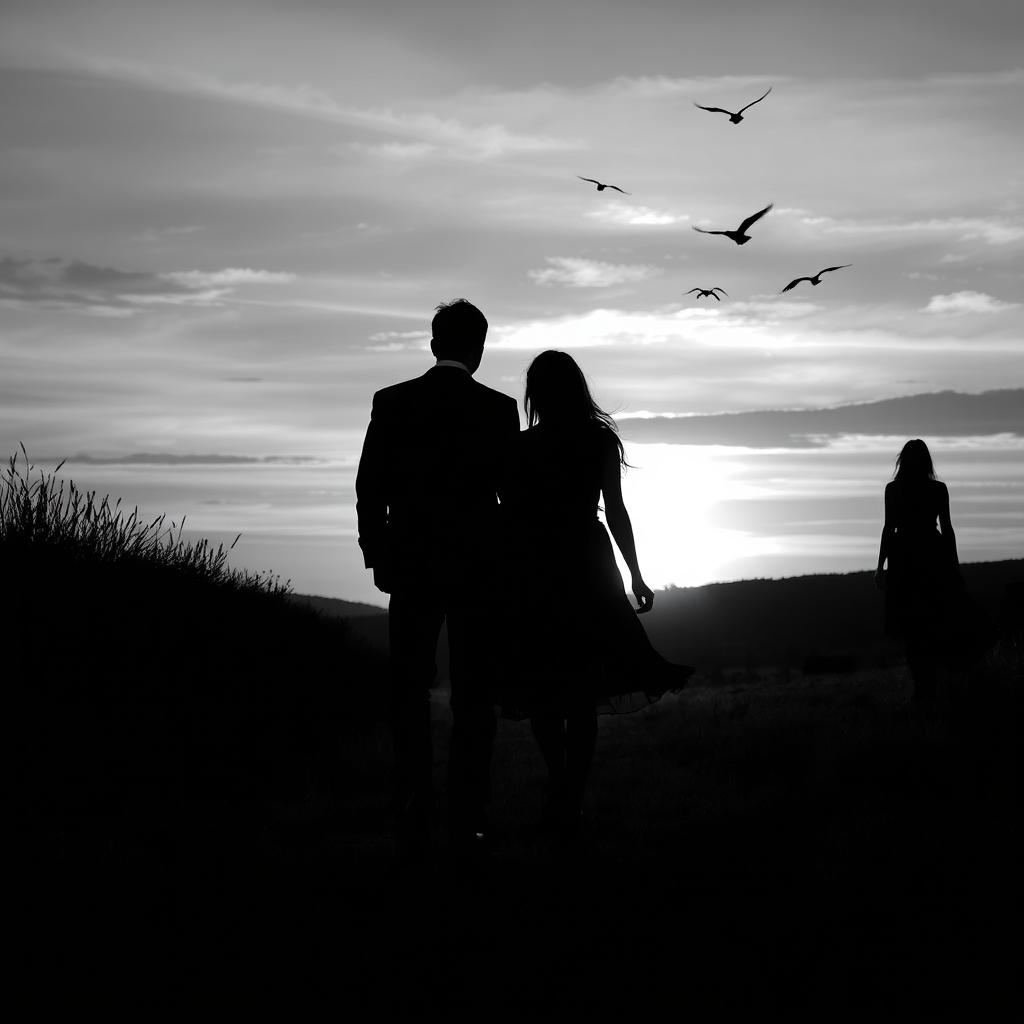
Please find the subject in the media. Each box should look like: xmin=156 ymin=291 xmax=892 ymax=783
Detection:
xmin=355 ymin=393 xmax=392 ymax=591
xmin=495 ymin=396 xmax=521 ymax=504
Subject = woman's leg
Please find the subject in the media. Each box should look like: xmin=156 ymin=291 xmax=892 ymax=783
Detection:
xmin=564 ymin=701 xmax=598 ymax=820
xmin=906 ymin=632 xmax=937 ymax=702
xmin=530 ymin=714 xmax=567 ymax=820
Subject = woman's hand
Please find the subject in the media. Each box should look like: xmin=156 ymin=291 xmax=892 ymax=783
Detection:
xmin=632 ymin=575 xmax=655 ymax=614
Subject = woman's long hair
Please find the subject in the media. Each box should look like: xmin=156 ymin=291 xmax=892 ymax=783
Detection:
xmin=524 ymin=350 xmax=627 ymax=467
xmin=893 ymin=438 xmax=938 ymax=483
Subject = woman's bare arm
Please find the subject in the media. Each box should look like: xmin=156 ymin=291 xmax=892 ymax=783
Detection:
xmin=875 ymin=483 xmax=894 ymax=588
xmin=601 ymin=438 xmax=654 ymax=613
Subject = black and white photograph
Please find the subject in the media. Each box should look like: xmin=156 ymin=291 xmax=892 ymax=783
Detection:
xmin=4 ymin=0 xmax=1021 ymax=1012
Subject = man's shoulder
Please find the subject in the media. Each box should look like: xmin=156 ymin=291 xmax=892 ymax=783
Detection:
xmin=469 ymin=377 xmax=517 ymax=409
xmin=372 ymin=374 xmax=427 ymax=406
xmin=372 ymin=370 xmax=515 ymax=418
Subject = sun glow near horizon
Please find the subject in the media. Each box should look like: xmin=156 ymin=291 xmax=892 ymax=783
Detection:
xmin=613 ymin=442 xmax=783 ymax=591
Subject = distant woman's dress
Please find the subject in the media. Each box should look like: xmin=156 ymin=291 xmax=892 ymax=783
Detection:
xmin=881 ymin=474 xmax=993 ymax=679
xmin=882 ymin=477 xmax=961 ymax=645
xmin=496 ymin=422 xmax=689 ymax=719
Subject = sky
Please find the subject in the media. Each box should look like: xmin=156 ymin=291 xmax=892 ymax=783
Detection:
xmin=2 ymin=0 xmax=1022 ymax=605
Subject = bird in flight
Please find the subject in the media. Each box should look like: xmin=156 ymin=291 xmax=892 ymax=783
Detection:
xmin=685 ymin=287 xmax=728 ymax=300
xmin=694 ymin=86 xmax=772 ymax=124
xmin=692 ymin=203 xmax=773 ymax=245
xmin=780 ymin=265 xmax=852 ymax=292
xmin=578 ymin=176 xmax=631 ymax=195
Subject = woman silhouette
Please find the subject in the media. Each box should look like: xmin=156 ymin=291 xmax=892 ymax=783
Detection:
xmin=874 ymin=439 xmax=961 ymax=701
xmin=498 ymin=351 xmax=693 ymax=835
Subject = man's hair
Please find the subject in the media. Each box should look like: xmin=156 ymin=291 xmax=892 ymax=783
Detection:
xmin=431 ymin=298 xmax=488 ymax=360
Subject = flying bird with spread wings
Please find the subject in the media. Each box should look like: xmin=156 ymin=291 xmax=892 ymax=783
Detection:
xmin=685 ymin=287 xmax=728 ymax=300
xmin=694 ymin=86 xmax=772 ymax=124
xmin=577 ymin=176 xmax=631 ymax=195
xmin=780 ymin=265 xmax=852 ymax=292
xmin=692 ymin=203 xmax=773 ymax=245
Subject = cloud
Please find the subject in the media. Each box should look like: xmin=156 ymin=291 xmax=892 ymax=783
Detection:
xmin=367 ymin=329 xmax=431 ymax=343
xmin=0 ymin=256 xmax=199 ymax=314
xmin=135 ymin=225 xmax=206 ymax=243
xmin=586 ymin=203 xmax=690 ymax=227
xmin=490 ymin=307 xmax=703 ymax=350
xmin=0 ymin=257 xmax=294 ymax=315
xmin=58 ymin=453 xmax=324 ymax=466
xmin=922 ymin=291 xmax=1021 ymax=315
xmin=348 ymin=141 xmax=437 ymax=160
xmin=801 ymin=213 xmax=1024 ymax=246
xmin=164 ymin=268 xmax=296 ymax=288
xmin=365 ymin=328 xmax=431 ymax=351
xmin=924 ymin=70 xmax=1024 ymax=87
xmin=358 ymin=107 xmax=575 ymax=159
xmin=604 ymin=75 xmax=780 ymax=101
xmin=85 ymin=59 xmax=578 ymax=160
xmin=527 ymin=257 xmax=662 ymax=289
xmin=729 ymin=299 xmax=821 ymax=319
xmin=617 ymin=390 xmax=1024 ymax=448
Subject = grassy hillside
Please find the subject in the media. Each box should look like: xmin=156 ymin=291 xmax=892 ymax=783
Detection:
xmin=5 ymin=451 xmax=387 ymax=871
xmin=287 ymin=593 xmax=388 ymax=619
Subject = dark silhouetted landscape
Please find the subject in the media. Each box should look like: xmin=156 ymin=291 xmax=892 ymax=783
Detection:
xmin=9 ymin=448 xmax=1018 ymax=1011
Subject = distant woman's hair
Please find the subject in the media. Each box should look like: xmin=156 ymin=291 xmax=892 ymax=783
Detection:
xmin=893 ymin=438 xmax=938 ymax=483
xmin=431 ymin=298 xmax=488 ymax=361
xmin=525 ymin=350 xmax=627 ymax=467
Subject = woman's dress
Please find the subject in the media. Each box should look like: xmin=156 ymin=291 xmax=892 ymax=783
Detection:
xmin=496 ymin=423 xmax=691 ymax=719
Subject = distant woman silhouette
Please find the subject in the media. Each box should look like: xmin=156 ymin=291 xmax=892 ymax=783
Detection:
xmin=498 ymin=351 xmax=693 ymax=835
xmin=875 ymin=439 xmax=961 ymax=701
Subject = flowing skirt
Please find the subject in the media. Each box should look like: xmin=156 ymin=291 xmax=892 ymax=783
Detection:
xmin=885 ymin=529 xmax=993 ymax=665
xmin=495 ymin=519 xmax=692 ymax=719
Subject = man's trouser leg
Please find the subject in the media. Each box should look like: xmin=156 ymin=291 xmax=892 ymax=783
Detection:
xmin=388 ymin=591 xmax=444 ymax=829
xmin=445 ymin=604 xmax=497 ymax=833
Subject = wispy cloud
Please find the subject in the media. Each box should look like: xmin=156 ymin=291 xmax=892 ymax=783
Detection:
xmin=365 ymin=329 xmax=430 ymax=351
xmin=367 ymin=329 xmax=431 ymax=343
xmin=84 ymin=59 xmax=578 ymax=160
xmin=586 ymin=202 xmax=690 ymax=227
xmin=923 ymin=69 xmax=1024 ymax=87
xmin=164 ymin=268 xmax=296 ymax=288
xmin=730 ymin=299 xmax=822 ymax=319
xmin=348 ymin=141 xmax=437 ymax=160
xmin=0 ymin=256 xmax=201 ymax=314
xmin=923 ymin=291 xmax=1021 ymax=315
xmin=58 ymin=453 xmax=325 ymax=466
xmin=604 ymin=75 xmax=781 ymax=101
xmin=0 ymin=257 xmax=294 ymax=315
xmin=491 ymin=307 xmax=696 ymax=350
xmin=618 ymin=390 xmax=1024 ymax=448
xmin=800 ymin=213 xmax=1024 ymax=246
xmin=134 ymin=225 xmax=207 ymax=244
xmin=527 ymin=257 xmax=662 ymax=289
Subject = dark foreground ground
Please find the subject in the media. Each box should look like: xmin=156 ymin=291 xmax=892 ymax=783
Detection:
xmin=30 ymin=653 xmax=1017 ymax=1012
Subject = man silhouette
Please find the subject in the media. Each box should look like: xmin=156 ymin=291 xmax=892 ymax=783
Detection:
xmin=356 ymin=299 xmax=520 ymax=860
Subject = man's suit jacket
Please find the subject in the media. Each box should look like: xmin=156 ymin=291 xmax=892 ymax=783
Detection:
xmin=355 ymin=365 xmax=521 ymax=592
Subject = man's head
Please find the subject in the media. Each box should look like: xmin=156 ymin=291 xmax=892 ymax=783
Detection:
xmin=430 ymin=298 xmax=487 ymax=373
